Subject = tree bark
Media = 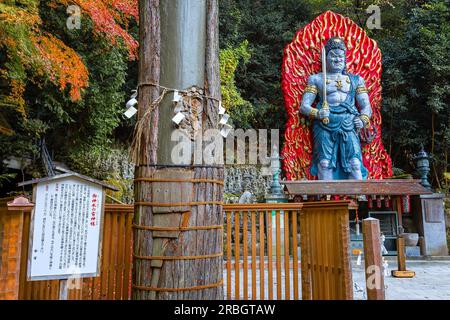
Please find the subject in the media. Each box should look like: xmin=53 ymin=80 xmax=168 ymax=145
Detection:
xmin=133 ymin=0 xmax=160 ymax=300
xmin=133 ymin=0 xmax=223 ymax=300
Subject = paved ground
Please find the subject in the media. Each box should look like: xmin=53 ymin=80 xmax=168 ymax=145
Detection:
xmin=224 ymin=257 xmax=450 ymax=300
xmin=353 ymin=258 xmax=450 ymax=300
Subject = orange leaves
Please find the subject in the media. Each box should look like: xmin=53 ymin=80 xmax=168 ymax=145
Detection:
xmin=0 ymin=0 xmax=137 ymax=114
xmin=56 ymin=0 xmax=138 ymax=59
xmin=32 ymin=34 xmax=89 ymax=101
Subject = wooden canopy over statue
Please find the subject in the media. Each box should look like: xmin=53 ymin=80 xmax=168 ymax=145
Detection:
xmin=281 ymin=10 xmax=392 ymax=181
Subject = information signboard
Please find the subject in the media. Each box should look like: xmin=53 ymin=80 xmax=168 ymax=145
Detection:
xmin=28 ymin=177 xmax=104 ymax=280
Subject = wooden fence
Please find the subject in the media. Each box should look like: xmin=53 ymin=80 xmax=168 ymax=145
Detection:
xmin=1 ymin=197 xmax=356 ymax=300
xmin=223 ymin=201 xmax=354 ymax=300
xmin=0 ymin=198 xmax=133 ymax=300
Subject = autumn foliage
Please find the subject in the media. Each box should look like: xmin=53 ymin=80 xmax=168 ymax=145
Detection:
xmin=0 ymin=0 xmax=138 ymax=115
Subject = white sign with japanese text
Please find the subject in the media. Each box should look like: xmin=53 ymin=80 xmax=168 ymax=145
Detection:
xmin=29 ymin=177 xmax=103 ymax=280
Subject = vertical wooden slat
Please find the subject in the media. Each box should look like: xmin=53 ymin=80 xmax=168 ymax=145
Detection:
xmin=323 ymin=211 xmax=331 ymax=299
xmin=115 ymin=212 xmax=126 ymax=300
xmin=313 ymin=211 xmax=320 ymax=300
xmin=300 ymin=210 xmax=312 ymax=300
xmin=226 ymin=211 xmax=231 ymax=300
xmin=267 ymin=210 xmax=273 ymax=300
xmin=242 ymin=212 xmax=248 ymax=300
xmin=100 ymin=210 xmax=111 ymax=299
xmin=18 ymin=211 xmax=30 ymax=299
xmin=234 ymin=212 xmax=240 ymax=300
xmin=317 ymin=210 xmax=324 ymax=300
xmin=284 ymin=211 xmax=290 ymax=300
xmin=292 ymin=210 xmax=298 ymax=300
xmin=259 ymin=211 xmax=264 ymax=300
xmin=275 ymin=210 xmax=281 ymax=300
xmin=363 ymin=218 xmax=385 ymax=300
xmin=108 ymin=213 xmax=118 ymax=299
xmin=251 ymin=211 xmax=257 ymax=299
xmin=123 ymin=210 xmax=133 ymax=300
xmin=82 ymin=278 xmax=91 ymax=300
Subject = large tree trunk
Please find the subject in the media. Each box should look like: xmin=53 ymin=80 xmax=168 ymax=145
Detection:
xmin=133 ymin=0 xmax=223 ymax=300
xmin=133 ymin=0 xmax=160 ymax=300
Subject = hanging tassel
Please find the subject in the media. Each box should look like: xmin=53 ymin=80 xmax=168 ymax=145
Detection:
xmin=376 ymin=196 xmax=382 ymax=209
xmin=384 ymin=196 xmax=391 ymax=209
xmin=357 ymin=251 xmax=362 ymax=266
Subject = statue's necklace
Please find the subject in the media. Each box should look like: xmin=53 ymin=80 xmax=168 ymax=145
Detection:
xmin=326 ymin=76 xmax=350 ymax=90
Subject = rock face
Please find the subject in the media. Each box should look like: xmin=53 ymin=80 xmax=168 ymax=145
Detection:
xmin=224 ymin=165 xmax=273 ymax=203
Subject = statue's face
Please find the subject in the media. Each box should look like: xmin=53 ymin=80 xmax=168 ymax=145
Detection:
xmin=326 ymin=49 xmax=346 ymax=73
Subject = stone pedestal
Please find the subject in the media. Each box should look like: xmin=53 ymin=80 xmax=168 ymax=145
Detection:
xmin=412 ymin=193 xmax=449 ymax=256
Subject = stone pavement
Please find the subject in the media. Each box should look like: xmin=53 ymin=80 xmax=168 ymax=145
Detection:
xmin=224 ymin=258 xmax=450 ymax=300
xmin=352 ymin=258 xmax=450 ymax=300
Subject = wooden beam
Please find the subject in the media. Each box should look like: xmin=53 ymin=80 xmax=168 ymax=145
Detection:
xmin=392 ymin=237 xmax=415 ymax=278
xmin=284 ymin=179 xmax=432 ymax=196
xmin=362 ymin=218 xmax=385 ymax=300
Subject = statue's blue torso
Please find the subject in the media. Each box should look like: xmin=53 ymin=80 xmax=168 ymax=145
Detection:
xmin=310 ymin=73 xmax=369 ymax=179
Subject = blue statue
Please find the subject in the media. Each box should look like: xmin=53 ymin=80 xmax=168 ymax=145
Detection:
xmin=299 ymin=37 xmax=372 ymax=180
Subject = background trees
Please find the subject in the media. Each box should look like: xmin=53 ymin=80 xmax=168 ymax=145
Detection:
xmin=219 ymin=0 xmax=449 ymax=188
xmin=0 ymin=0 xmax=138 ymax=194
xmin=0 ymin=0 xmax=448 ymax=195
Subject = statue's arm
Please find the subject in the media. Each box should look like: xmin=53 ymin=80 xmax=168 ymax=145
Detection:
xmin=299 ymin=75 xmax=319 ymax=119
xmin=355 ymin=76 xmax=372 ymax=127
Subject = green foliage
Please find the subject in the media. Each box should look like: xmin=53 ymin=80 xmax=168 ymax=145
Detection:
xmin=0 ymin=2 xmax=137 ymax=188
xmin=220 ymin=0 xmax=449 ymax=187
xmin=380 ymin=0 xmax=450 ymax=186
xmin=68 ymin=145 xmax=134 ymax=203
xmin=0 ymin=173 xmax=16 ymax=188
xmin=220 ymin=41 xmax=253 ymax=128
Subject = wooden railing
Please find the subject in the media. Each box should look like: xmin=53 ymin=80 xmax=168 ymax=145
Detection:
xmin=223 ymin=203 xmax=303 ymax=300
xmin=1 ymin=198 xmax=355 ymax=300
xmin=223 ymin=201 xmax=354 ymax=300
xmin=0 ymin=198 xmax=133 ymax=300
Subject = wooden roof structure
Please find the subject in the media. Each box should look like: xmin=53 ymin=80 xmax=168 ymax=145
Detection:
xmin=283 ymin=179 xmax=433 ymax=196
xmin=18 ymin=172 xmax=119 ymax=191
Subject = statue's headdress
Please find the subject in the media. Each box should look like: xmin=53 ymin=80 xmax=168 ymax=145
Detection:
xmin=325 ymin=37 xmax=347 ymax=54
xmin=324 ymin=37 xmax=347 ymax=74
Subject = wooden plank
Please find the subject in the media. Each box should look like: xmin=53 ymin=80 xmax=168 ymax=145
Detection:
xmin=275 ymin=211 xmax=281 ymax=300
xmin=338 ymin=207 xmax=353 ymax=300
xmin=292 ymin=210 xmax=298 ymax=300
xmin=100 ymin=210 xmax=111 ymax=299
xmin=151 ymin=169 xmax=194 ymax=214
xmin=284 ymin=179 xmax=432 ymax=196
xmin=362 ymin=218 xmax=385 ymax=300
xmin=234 ymin=212 xmax=240 ymax=300
xmin=108 ymin=213 xmax=119 ymax=299
xmin=243 ymin=212 xmax=248 ymax=300
xmin=322 ymin=211 xmax=330 ymax=299
xmin=251 ymin=211 xmax=256 ymax=299
xmin=395 ymin=237 xmax=408 ymax=271
xmin=299 ymin=210 xmax=312 ymax=300
xmin=18 ymin=210 xmax=31 ymax=299
xmin=267 ymin=210 xmax=273 ymax=300
xmin=115 ymin=212 xmax=126 ymax=300
xmin=226 ymin=211 xmax=231 ymax=300
xmin=284 ymin=211 xmax=290 ymax=300
xmin=123 ymin=210 xmax=133 ymax=300
xmin=259 ymin=211 xmax=264 ymax=300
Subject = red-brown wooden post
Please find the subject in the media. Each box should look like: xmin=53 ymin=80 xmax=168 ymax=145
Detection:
xmin=0 ymin=197 xmax=33 ymax=300
xmin=362 ymin=218 xmax=385 ymax=300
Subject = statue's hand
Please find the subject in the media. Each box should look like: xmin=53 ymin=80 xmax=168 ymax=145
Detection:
xmin=318 ymin=108 xmax=330 ymax=120
xmin=354 ymin=117 xmax=364 ymax=130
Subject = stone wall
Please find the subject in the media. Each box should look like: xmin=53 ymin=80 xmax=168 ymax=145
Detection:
xmin=224 ymin=165 xmax=273 ymax=203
